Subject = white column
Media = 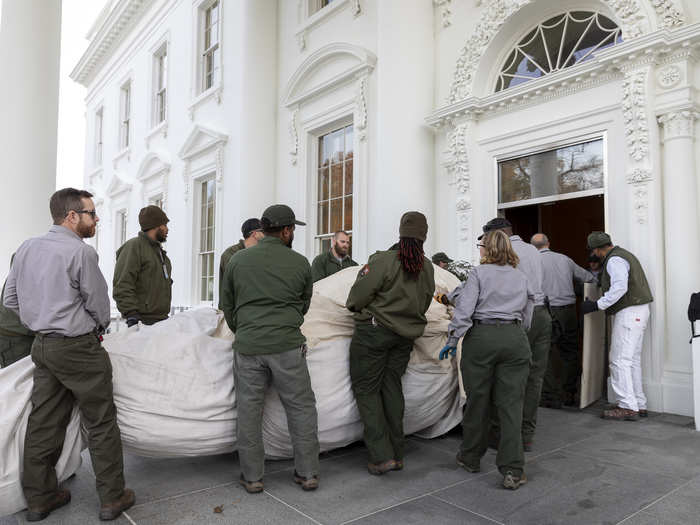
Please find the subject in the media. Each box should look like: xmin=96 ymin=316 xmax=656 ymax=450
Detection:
xmin=373 ymin=0 xmax=435 ymax=251
xmin=657 ymin=110 xmax=700 ymax=376
xmin=0 ymin=0 xmax=62 ymax=281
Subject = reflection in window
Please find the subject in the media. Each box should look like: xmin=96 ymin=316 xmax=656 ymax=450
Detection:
xmin=496 ymin=12 xmax=622 ymax=92
xmin=498 ymin=139 xmax=604 ymax=205
xmin=317 ymin=124 xmax=353 ymax=255
xmin=199 ymin=179 xmax=216 ymax=302
xmin=202 ymin=1 xmax=220 ymax=92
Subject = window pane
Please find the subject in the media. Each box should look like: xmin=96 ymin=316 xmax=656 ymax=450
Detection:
xmin=321 ymin=134 xmax=331 ymax=166
xmin=201 ymin=277 xmax=208 ymax=301
xmin=318 ymin=168 xmax=329 ymax=201
xmin=330 ymin=199 xmax=343 ymax=232
xmin=498 ymin=139 xmax=604 ymax=204
xmin=344 ymin=160 xmax=353 ymax=195
xmin=320 ymin=237 xmax=331 ymax=254
xmin=344 ymin=196 xmax=353 ymax=231
xmin=330 ymin=162 xmax=343 ymax=199
xmin=317 ymin=201 xmax=329 ymax=235
xmin=330 ymin=129 xmax=344 ymax=163
xmin=345 ymin=125 xmax=353 ymax=158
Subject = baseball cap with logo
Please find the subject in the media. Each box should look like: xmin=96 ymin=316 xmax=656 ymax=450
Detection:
xmin=477 ymin=217 xmax=512 ymax=240
xmin=261 ymin=204 xmax=306 ymax=228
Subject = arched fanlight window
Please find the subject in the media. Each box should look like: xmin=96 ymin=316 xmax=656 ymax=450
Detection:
xmin=495 ymin=11 xmax=622 ymax=92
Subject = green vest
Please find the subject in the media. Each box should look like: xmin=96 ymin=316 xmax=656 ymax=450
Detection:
xmin=601 ymin=246 xmax=653 ymax=315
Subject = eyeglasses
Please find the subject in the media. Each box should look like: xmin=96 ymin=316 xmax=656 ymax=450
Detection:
xmin=75 ymin=209 xmax=97 ymax=219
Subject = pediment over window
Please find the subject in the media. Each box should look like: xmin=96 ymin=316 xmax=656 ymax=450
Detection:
xmin=283 ymin=42 xmax=376 ymax=107
xmin=106 ymin=172 xmax=133 ymax=198
xmin=136 ymin=151 xmax=171 ymax=182
xmin=178 ymin=124 xmax=228 ymax=161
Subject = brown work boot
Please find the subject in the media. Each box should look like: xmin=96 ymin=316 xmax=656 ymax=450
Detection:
xmin=293 ymin=471 xmax=319 ymax=491
xmin=26 ymin=489 xmax=71 ymax=521
xmin=391 ymin=459 xmax=404 ymax=471
xmin=602 ymin=407 xmax=639 ymax=421
xmin=239 ymin=474 xmax=264 ymax=494
xmin=367 ymin=459 xmax=397 ymax=476
xmin=99 ymin=488 xmax=135 ymax=521
xmin=639 ymin=409 xmax=648 ymax=418
xmin=502 ymin=471 xmax=527 ymax=490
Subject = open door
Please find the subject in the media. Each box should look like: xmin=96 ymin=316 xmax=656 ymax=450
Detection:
xmin=580 ymin=283 xmax=606 ymax=408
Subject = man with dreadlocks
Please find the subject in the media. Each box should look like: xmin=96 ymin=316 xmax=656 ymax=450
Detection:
xmin=346 ymin=211 xmax=435 ymax=475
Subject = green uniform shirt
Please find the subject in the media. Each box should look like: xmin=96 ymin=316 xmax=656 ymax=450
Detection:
xmin=346 ymin=250 xmax=435 ymax=340
xmin=219 ymin=240 xmax=246 ymax=300
xmin=601 ymin=246 xmax=653 ymax=315
xmin=113 ymin=232 xmax=173 ymax=322
xmin=220 ymin=236 xmax=313 ymax=355
xmin=311 ymin=250 xmax=358 ymax=282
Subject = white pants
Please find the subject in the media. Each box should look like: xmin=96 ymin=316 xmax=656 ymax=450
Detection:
xmin=609 ymin=304 xmax=650 ymax=412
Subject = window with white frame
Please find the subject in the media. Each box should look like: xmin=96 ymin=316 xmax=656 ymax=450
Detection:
xmin=119 ymin=82 xmax=131 ymax=149
xmin=94 ymin=107 xmax=103 ymax=165
xmin=153 ymin=44 xmax=168 ymax=126
xmin=316 ymin=124 xmax=353 ymax=255
xmin=201 ymin=1 xmax=221 ymax=93
xmin=149 ymin=194 xmax=164 ymax=209
xmin=309 ymin=0 xmax=336 ymax=15
xmin=116 ymin=209 xmax=128 ymax=247
xmin=198 ymin=179 xmax=216 ymax=302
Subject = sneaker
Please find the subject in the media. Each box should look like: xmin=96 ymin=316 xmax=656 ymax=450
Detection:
xmin=502 ymin=471 xmax=527 ymax=490
xmin=239 ymin=475 xmax=264 ymax=494
xmin=455 ymin=453 xmax=480 ymax=473
xmin=293 ymin=471 xmax=319 ymax=491
xmin=602 ymin=407 xmax=639 ymax=421
xmin=99 ymin=488 xmax=135 ymax=521
xmin=367 ymin=459 xmax=397 ymax=476
xmin=523 ymin=442 xmax=533 ymax=452
xmin=639 ymin=409 xmax=648 ymax=418
xmin=26 ymin=489 xmax=71 ymax=521
xmin=391 ymin=459 xmax=404 ymax=471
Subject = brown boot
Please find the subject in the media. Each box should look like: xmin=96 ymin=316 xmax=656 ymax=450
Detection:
xmin=239 ymin=474 xmax=264 ymax=494
xmin=26 ymin=489 xmax=71 ymax=521
xmin=293 ymin=471 xmax=319 ymax=491
xmin=99 ymin=488 xmax=135 ymax=521
xmin=391 ymin=459 xmax=404 ymax=471
xmin=367 ymin=459 xmax=397 ymax=476
xmin=602 ymin=407 xmax=639 ymax=421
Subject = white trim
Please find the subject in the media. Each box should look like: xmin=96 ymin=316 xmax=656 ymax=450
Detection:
xmin=190 ymin=0 xmax=224 ymax=109
xmin=149 ymin=31 xmax=170 ymax=132
xmin=497 ymin=189 xmax=605 ymax=209
xmin=295 ymin=0 xmax=361 ymax=51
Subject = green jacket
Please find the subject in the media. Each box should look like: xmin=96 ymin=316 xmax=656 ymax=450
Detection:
xmin=311 ymin=250 xmax=358 ymax=282
xmin=220 ymin=236 xmax=313 ymax=355
xmin=113 ymin=232 xmax=173 ymax=322
xmin=219 ymin=240 xmax=245 ymax=299
xmin=0 ymin=279 xmax=33 ymax=337
xmin=601 ymin=246 xmax=653 ymax=315
xmin=346 ymin=249 xmax=435 ymax=340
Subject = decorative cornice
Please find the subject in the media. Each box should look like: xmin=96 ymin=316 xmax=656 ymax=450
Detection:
xmin=70 ymin=0 xmax=155 ymax=86
xmin=657 ymin=64 xmax=682 ymax=88
xmin=442 ymin=123 xmax=470 ymax=195
xmin=657 ymin=110 xmax=698 ymax=140
xmin=433 ymin=0 xmax=453 ymax=28
xmin=622 ymin=70 xmax=650 ymax=162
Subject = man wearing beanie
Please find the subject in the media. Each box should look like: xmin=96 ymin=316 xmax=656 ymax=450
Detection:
xmin=218 ymin=218 xmax=263 ymax=299
xmin=582 ymin=232 xmax=653 ymax=421
xmin=113 ymin=205 xmax=173 ymax=327
xmin=346 ymin=211 xmax=435 ymax=475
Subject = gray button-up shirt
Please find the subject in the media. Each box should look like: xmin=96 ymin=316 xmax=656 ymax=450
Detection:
xmin=2 ymin=225 xmax=110 ymax=336
xmin=510 ymin=235 xmax=545 ymax=306
xmin=447 ymin=264 xmax=534 ymax=347
xmin=539 ymin=248 xmax=596 ymax=307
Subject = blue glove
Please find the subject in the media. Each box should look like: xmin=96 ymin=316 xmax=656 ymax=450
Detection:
xmin=439 ymin=344 xmax=456 ymax=360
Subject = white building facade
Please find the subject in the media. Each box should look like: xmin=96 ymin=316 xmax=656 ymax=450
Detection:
xmin=72 ymin=0 xmax=700 ymax=417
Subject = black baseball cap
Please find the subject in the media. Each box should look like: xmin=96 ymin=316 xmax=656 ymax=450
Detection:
xmin=261 ymin=204 xmax=306 ymax=228
xmin=477 ymin=217 xmax=512 ymax=240
xmin=241 ymin=218 xmax=262 ymax=238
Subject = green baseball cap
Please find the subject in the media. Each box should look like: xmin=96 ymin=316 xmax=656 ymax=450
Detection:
xmin=261 ymin=204 xmax=306 ymax=228
xmin=432 ymin=252 xmax=453 ymax=264
xmin=587 ymin=231 xmax=612 ymax=249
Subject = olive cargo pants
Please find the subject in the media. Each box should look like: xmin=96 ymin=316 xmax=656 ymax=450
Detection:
xmin=0 ymin=333 xmax=34 ymax=368
xmin=23 ymin=334 xmax=125 ymax=507
xmin=542 ymin=304 xmax=580 ymax=402
xmin=234 ymin=347 xmax=320 ymax=482
xmin=460 ymin=323 xmax=530 ymax=475
xmin=349 ymin=322 xmax=413 ymax=464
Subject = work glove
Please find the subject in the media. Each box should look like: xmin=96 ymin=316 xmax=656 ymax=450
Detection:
xmin=126 ymin=316 xmax=140 ymax=327
xmin=435 ymin=293 xmax=450 ymax=306
xmin=581 ymin=299 xmax=599 ymax=315
xmin=439 ymin=344 xmax=456 ymax=360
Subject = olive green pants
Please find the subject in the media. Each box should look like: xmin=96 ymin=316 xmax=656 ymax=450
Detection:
xmin=23 ymin=334 xmax=125 ymax=507
xmin=349 ymin=322 xmax=413 ymax=464
xmin=542 ymin=305 xmax=579 ymax=402
xmin=460 ymin=323 xmax=530 ymax=475
xmin=234 ymin=347 xmax=319 ymax=482
xmin=0 ymin=333 xmax=34 ymax=368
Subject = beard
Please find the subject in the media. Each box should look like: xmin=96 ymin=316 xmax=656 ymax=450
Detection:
xmin=156 ymin=229 xmax=168 ymax=243
xmin=77 ymin=219 xmax=96 ymax=238
xmin=285 ymin=232 xmax=294 ymax=248
xmin=335 ymin=245 xmax=348 ymax=257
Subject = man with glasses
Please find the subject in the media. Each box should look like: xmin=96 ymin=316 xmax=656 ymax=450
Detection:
xmin=218 ymin=218 xmax=263 ymax=300
xmin=113 ymin=205 xmax=172 ymax=327
xmin=3 ymin=188 xmax=133 ymax=521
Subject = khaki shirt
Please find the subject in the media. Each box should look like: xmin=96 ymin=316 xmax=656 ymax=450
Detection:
xmin=539 ymin=249 xmax=596 ymax=306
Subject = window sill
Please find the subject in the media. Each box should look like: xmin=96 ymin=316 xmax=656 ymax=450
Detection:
xmin=112 ymin=147 xmax=131 ymax=169
xmin=146 ymin=120 xmax=168 ymax=147
xmin=188 ymin=84 xmax=222 ymax=120
xmin=88 ymin=166 xmax=103 ymax=187
xmin=295 ymin=0 xmax=360 ymax=51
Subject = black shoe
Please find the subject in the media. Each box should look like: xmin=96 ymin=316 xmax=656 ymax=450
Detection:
xmin=563 ymin=392 xmax=576 ymax=407
xmin=99 ymin=488 xmax=135 ymax=521
xmin=26 ymin=490 xmax=71 ymax=521
xmin=639 ymin=409 xmax=648 ymax=418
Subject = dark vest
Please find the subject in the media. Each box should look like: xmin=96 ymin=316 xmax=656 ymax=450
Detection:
xmin=601 ymin=246 xmax=653 ymax=315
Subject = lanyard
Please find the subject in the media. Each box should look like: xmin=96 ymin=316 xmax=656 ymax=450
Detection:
xmin=157 ymin=247 xmax=169 ymax=280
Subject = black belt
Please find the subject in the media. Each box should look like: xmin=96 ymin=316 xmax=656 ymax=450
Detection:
xmin=39 ymin=331 xmax=93 ymax=339
xmin=550 ymin=304 xmax=575 ymax=310
xmin=474 ymin=318 xmax=520 ymax=326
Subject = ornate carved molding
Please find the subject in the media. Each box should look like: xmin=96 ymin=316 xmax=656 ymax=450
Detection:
xmin=622 ymin=70 xmax=650 ymax=162
xmin=657 ymin=64 xmax=682 ymax=88
xmin=289 ymin=108 xmax=299 ymax=165
xmin=626 ymin=167 xmax=653 ymax=184
xmin=433 ymin=0 xmax=453 ymax=28
xmin=442 ymin=123 xmax=470 ymax=194
xmin=351 ymin=0 xmax=361 ymax=17
xmin=650 ymin=0 xmax=686 ymax=30
xmin=355 ymin=76 xmax=368 ymax=141
xmin=182 ymin=161 xmax=191 ymax=202
xmin=632 ymin=185 xmax=650 ymax=224
xmin=657 ymin=110 xmax=697 ymax=141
